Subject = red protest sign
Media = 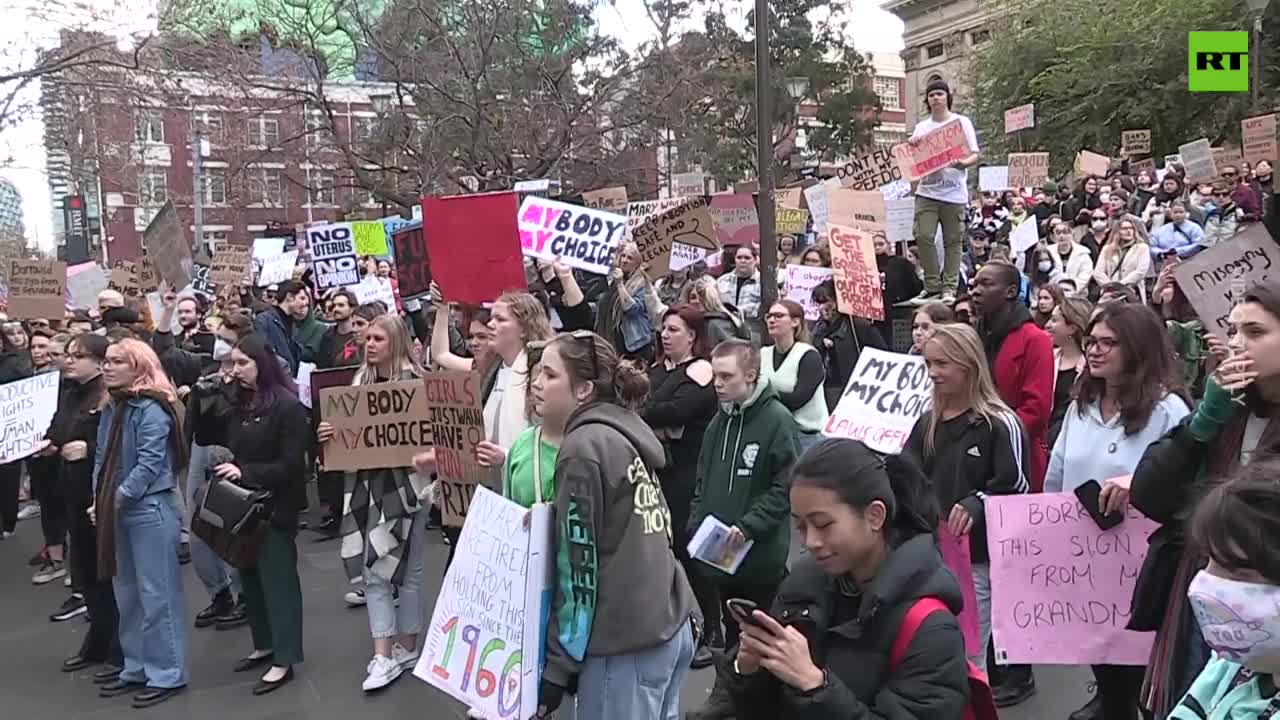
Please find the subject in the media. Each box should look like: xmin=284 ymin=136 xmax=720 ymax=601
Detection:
xmin=828 ymin=224 xmax=884 ymax=321
xmin=422 ymin=192 xmax=527 ymax=305
xmin=892 ymin=119 xmax=970 ymax=182
xmin=391 ymin=224 xmax=430 ymax=299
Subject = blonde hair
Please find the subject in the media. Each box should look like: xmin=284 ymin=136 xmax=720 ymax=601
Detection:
xmin=104 ymin=338 xmax=179 ymax=406
xmin=484 ymin=292 xmax=552 ymax=420
xmin=687 ymin=275 xmax=730 ymax=315
xmin=354 ymin=314 xmax=424 ymax=384
xmin=921 ymin=324 xmax=1014 ymax=455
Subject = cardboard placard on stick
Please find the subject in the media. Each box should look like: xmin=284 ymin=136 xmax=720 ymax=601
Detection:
xmin=1008 ymin=153 xmax=1050 ymax=189
xmin=1121 ymin=130 xmax=1152 ymax=156
xmin=142 ymin=201 xmax=192 ymax=290
xmin=892 ymin=119 xmax=971 ymax=182
xmin=1178 ymin=139 xmax=1217 ymax=183
xmin=1003 ymin=103 xmax=1035 ymax=133
xmin=423 ymin=371 xmax=488 ymax=526
xmin=209 ymin=246 xmax=251 ymax=293
xmin=1173 ymin=224 xmax=1275 ymax=338
xmin=1242 ymin=114 xmax=1277 ymax=167
xmin=828 ymin=224 xmax=883 ymax=320
xmin=318 ymin=379 xmax=433 ymax=472
xmin=630 ymin=197 xmax=719 ymax=276
xmin=1074 ymin=150 xmax=1112 ymax=178
xmin=582 ymin=186 xmax=629 ymax=213
xmin=7 ymin=259 xmax=66 ymax=319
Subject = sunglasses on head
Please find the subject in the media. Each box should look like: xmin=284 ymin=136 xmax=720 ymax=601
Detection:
xmin=1213 ymin=191 xmax=1231 ymax=197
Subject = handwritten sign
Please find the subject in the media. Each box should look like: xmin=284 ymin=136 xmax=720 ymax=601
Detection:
xmin=352 ymin=221 xmax=389 ymax=257
xmin=7 ymin=260 xmax=66 ymax=319
xmin=631 ymin=197 xmax=718 ymax=276
xmin=108 ymin=259 xmax=157 ymax=299
xmin=0 ymin=372 xmax=60 ymax=463
xmin=352 ymin=278 xmax=396 ymax=310
xmin=517 ymin=197 xmax=626 ymax=275
xmin=318 ymin=379 xmax=433 ymax=471
xmin=1130 ymin=157 xmax=1157 ymax=176
xmin=1173 ymin=224 xmax=1274 ymax=338
xmin=416 ymin=487 xmax=552 ymax=720
xmin=828 ymin=224 xmax=883 ymax=321
xmin=142 ymin=201 xmax=192 ymax=290
xmin=885 ymin=197 xmax=915 ymax=245
xmin=1212 ymin=147 xmax=1244 ymax=175
xmin=1178 ymin=139 xmax=1217 ymax=183
xmin=209 ymin=246 xmax=251 ymax=293
xmin=822 ymin=348 xmax=930 ymax=453
xmin=1122 ymin=130 xmax=1152 ymax=156
xmin=987 ymin=494 xmax=1159 ymax=665
xmin=827 ymin=189 xmax=887 ymax=241
xmin=309 ymin=222 xmax=361 ymax=291
xmin=423 ymin=371 xmax=488 ymax=526
xmin=775 ymin=207 xmax=809 ymax=235
xmin=1074 ymin=150 xmax=1112 ymax=179
xmin=773 ymin=187 xmax=802 ymax=209
xmin=709 ymin=194 xmax=760 ymax=248
xmin=1242 ymin=114 xmax=1277 ymax=167
xmin=836 ymin=147 xmax=903 ymax=191
xmin=1008 ymin=152 xmax=1050 ymax=189
xmin=256 ymin=250 xmax=298 ymax=287
xmin=893 ymin=119 xmax=971 ymax=183
xmin=978 ymin=166 xmax=1010 ymax=192
xmin=784 ymin=265 xmax=832 ymax=320
xmin=1003 ymin=103 xmax=1035 ymax=133
xmin=672 ymin=172 xmax=705 ymax=198
xmin=582 ymin=186 xmax=629 ymax=213
xmin=392 ymin=224 xmax=430 ymax=298
xmin=66 ymin=263 xmax=108 ymax=309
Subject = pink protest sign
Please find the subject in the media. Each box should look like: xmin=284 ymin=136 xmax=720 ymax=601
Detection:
xmin=937 ymin=524 xmax=980 ymax=657
xmin=986 ymin=494 xmax=1158 ymax=666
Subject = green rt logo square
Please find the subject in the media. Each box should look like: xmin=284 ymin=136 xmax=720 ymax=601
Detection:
xmin=1189 ymin=31 xmax=1249 ymax=92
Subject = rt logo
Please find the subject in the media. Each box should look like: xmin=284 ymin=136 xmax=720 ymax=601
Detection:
xmin=1189 ymin=31 xmax=1249 ymax=92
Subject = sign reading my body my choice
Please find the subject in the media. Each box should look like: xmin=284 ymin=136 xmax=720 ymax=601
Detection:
xmin=517 ymin=197 xmax=626 ymax=275
xmin=823 ymin=348 xmax=931 ymax=453
xmin=318 ymin=379 xmax=433 ymax=472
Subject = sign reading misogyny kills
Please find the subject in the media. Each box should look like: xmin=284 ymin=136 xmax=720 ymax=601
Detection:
xmin=517 ymin=197 xmax=627 ymax=275
xmin=823 ymin=348 xmax=931 ymax=453
xmin=423 ymin=371 xmax=488 ymax=526
xmin=892 ymin=119 xmax=970 ymax=182
xmin=318 ymin=379 xmax=433 ymax=472
xmin=828 ymin=224 xmax=883 ymax=320
xmin=1173 ymin=224 xmax=1275 ymax=338
xmin=7 ymin=259 xmax=66 ymax=319
xmin=986 ymin=494 xmax=1159 ymax=665
xmin=309 ymin=222 xmax=360 ymax=291
xmin=0 ymin=372 xmax=60 ymax=463
xmin=415 ymin=487 xmax=553 ymax=720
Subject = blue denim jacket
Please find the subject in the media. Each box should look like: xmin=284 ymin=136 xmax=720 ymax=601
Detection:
xmin=92 ymin=396 xmax=177 ymax=506
xmin=618 ymin=296 xmax=651 ymax=353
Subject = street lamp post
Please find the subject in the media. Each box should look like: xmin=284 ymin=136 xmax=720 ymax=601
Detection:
xmin=1247 ymin=0 xmax=1272 ymax=108
xmin=755 ymin=0 xmax=777 ymax=320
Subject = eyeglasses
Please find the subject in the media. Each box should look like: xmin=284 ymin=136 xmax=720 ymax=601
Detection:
xmin=1213 ymin=191 xmax=1231 ymax=197
xmin=765 ymin=311 xmax=790 ymax=320
xmin=1083 ymin=336 xmax=1119 ymax=355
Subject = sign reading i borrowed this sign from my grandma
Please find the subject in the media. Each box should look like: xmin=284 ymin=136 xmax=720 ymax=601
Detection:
xmin=318 ymin=379 xmax=434 ymax=472
xmin=0 ymin=372 xmax=60 ymax=463
xmin=517 ymin=197 xmax=627 ymax=275
xmin=823 ymin=348 xmax=931 ymax=453
xmin=423 ymin=371 xmax=488 ymax=527
xmin=7 ymin=259 xmax=66 ymax=320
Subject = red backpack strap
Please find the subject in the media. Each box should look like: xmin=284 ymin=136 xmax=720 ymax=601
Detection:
xmin=888 ymin=597 xmax=950 ymax=672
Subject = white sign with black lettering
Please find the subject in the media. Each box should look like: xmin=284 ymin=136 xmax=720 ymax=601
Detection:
xmin=308 ymin=222 xmax=360 ymax=290
xmin=823 ymin=348 xmax=932 ymax=454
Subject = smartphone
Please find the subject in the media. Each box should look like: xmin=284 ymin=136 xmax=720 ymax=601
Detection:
xmin=1075 ymin=479 xmax=1123 ymax=530
xmin=726 ymin=598 xmax=763 ymax=627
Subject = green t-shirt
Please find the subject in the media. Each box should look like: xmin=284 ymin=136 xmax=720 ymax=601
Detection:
xmin=503 ymin=426 xmax=559 ymax=509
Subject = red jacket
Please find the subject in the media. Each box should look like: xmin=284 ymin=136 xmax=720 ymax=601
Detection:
xmin=990 ymin=319 xmax=1055 ymax=492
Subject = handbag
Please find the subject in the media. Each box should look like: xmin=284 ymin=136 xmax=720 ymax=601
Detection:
xmin=191 ymin=475 xmax=273 ymax=570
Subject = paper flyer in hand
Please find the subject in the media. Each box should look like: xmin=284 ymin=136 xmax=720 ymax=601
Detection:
xmin=688 ymin=515 xmax=754 ymax=575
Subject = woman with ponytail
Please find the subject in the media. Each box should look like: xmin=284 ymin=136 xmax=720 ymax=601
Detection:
xmin=726 ymin=439 xmax=969 ymax=719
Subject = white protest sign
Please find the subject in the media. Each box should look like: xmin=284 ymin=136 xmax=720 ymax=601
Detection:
xmin=66 ymin=263 xmax=108 ymax=310
xmin=415 ymin=487 xmax=552 ymax=720
xmin=308 ymin=223 xmax=360 ymax=291
xmin=251 ymin=236 xmax=286 ymax=260
xmin=353 ymin=278 xmax=397 ymax=310
xmin=881 ymin=179 xmax=912 ymax=200
xmin=885 ymin=197 xmax=915 ymax=245
xmin=296 ymin=363 xmax=315 ymax=409
xmin=822 ymin=348 xmax=932 ymax=453
xmin=784 ymin=265 xmax=833 ymax=320
xmin=979 ymin=166 xmax=1011 ymax=192
xmin=256 ymin=250 xmax=299 ymax=287
xmin=804 ymin=184 xmax=829 ymax=233
xmin=1004 ymin=103 xmax=1035 ymax=133
xmin=670 ymin=243 xmax=715 ymax=271
xmin=0 ymin=372 xmax=60 ymax=463
xmin=1010 ymin=218 xmax=1040 ymax=254
xmin=1178 ymin=139 xmax=1217 ymax=183
xmin=518 ymin=197 xmax=626 ymax=275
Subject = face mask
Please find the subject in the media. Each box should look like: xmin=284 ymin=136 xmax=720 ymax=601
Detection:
xmin=213 ymin=338 xmax=233 ymax=361
xmin=1188 ymin=571 xmax=1280 ymax=673
xmin=1037 ymin=261 xmax=1053 ymax=273
xmin=1092 ymin=221 xmax=1107 ymax=232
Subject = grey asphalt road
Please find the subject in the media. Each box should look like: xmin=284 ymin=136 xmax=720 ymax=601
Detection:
xmin=0 ymin=515 xmax=1091 ymax=719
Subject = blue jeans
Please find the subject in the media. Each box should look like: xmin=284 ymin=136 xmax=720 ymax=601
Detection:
xmin=973 ymin=562 xmax=992 ymax=673
xmin=114 ymin=491 xmax=188 ymax=688
xmin=185 ymin=443 xmax=240 ymax=598
xmin=576 ymin=622 xmax=695 ymax=720
xmin=364 ymin=505 xmax=427 ymax=639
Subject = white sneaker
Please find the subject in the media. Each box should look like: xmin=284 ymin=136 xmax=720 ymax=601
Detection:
xmin=344 ymin=588 xmax=367 ymax=607
xmin=17 ymin=504 xmax=40 ymax=521
xmin=466 ymin=709 xmax=487 ymax=719
xmin=391 ymin=642 xmax=420 ymax=671
xmin=361 ymin=654 xmax=402 ymax=691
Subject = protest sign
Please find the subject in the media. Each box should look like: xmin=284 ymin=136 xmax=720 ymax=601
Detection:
xmin=381 ymin=215 xmax=414 ymax=238
xmin=353 ymin=278 xmax=397 ymax=310
xmin=142 ymin=201 xmax=192 ymax=290
xmin=352 ymin=221 xmax=389 ymax=257
xmin=318 ymin=379 xmax=434 ymax=472
xmin=66 ymin=262 xmax=108 ymax=309
xmin=978 ymin=166 xmax=1010 ymax=192
xmin=828 ymin=224 xmax=883 ymax=321
xmin=1173 ymin=224 xmax=1275 ymax=338
xmin=209 ymin=246 xmax=251 ymax=293
xmin=1010 ymin=218 xmax=1040 ymax=254
xmin=416 ymin=486 xmax=552 ymax=720
xmin=733 ymin=180 xmax=759 ymax=195
xmin=631 ymin=197 xmax=719 ymax=276
xmin=7 ymin=259 xmax=66 ymax=319
xmin=823 ymin=348 xmax=930 ymax=452
xmin=938 ymin=523 xmax=981 ymax=657
xmin=1121 ymin=130 xmax=1152 ymax=156
xmin=107 ymin=260 xmax=153 ymax=299
xmin=296 ymin=363 xmax=315 ymax=409
xmin=582 ymin=186 xmax=629 ymax=213
xmin=391 ymin=224 xmax=430 ymax=298
xmin=190 ymin=260 xmax=212 ymax=296
xmin=709 ymin=194 xmax=759 ymax=248
xmin=1074 ymin=150 xmax=1112 ymax=178
xmin=252 ymin=236 xmax=286 ymax=261
xmin=803 ymin=183 xmax=829 ymax=232
xmin=627 ymin=198 xmax=710 ymax=270
xmin=423 ymin=192 xmax=527 ymax=305
xmin=517 ymin=197 xmax=626 ymax=275
xmin=881 ymin=179 xmax=912 ymax=200
xmin=0 ymin=372 xmax=60 ymax=463
xmin=783 ymin=265 xmax=832 ymax=320
xmin=775 ymin=207 xmax=809 ymax=235
xmin=773 ymin=187 xmax=803 ymax=209
xmin=1242 ymin=114 xmax=1277 ymax=167
xmin=885 ymin=197 xmax=915 ymax=245
xmin=827 ymin=189 xmax=887 ymax=238
xmin=256 ymin=250 xmax=298 ymax=287
xmin=309 ymin=366 xmax=357 ymax=464
xmin=1164 ymin=154 xmax=1183 ymax=168
xmin=987 ymin=494 xmax=1159 ymax=665
xmin=672 ymin=172 xmax=706 ymax=198
xmin=1212 ymin=147 xmax=1244 ymax=175
xmin=1008 ymin=153 xmax=1050 ymax=189
xmin=423 ymin=371 xmax=488 ymax=526
xmin=1003 ymin=103 xmax=1035 ymax=133
xmin=836 ymin=147 xmax=902 ymax=191
xmin=309 ymin=223 xmax=361 ymax=291
xmin=670 ymin=242 xmax=716 ymax=272
xmin=1178 ymin=139 xmax=1217 ymax=183
xmin=892 ymin=119 xmax=970 ymax=182
xmin=1129 ymin=157 xmax=1157 ymax=175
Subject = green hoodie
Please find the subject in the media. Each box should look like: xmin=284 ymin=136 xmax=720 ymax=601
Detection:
xmin=691 ymin=381 xmax=799 ymax=584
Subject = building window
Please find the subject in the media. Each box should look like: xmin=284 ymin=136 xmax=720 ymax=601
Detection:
xmin=134 ymin=110 xmax=164 ymax=143
xmin=248 ymin=167 xmax=283 ymax=206
xmin=193 ymin=111 xmax=223 ymax=143
xmin=874 ymin=130 xmax=906 ymax=150
xmin=970 ymin=29 xmax=992 ymax=45
xmin=305 ymin=114 xmax=334 ymax=149
xmin=201 ymin=230 xmax=227 ymax=253
xmin=201 ymin=167 xmax=227 ymax=206
xmin=925 ymin=42 xmax=945 ymax=60
xmin=139 ymin=168 xmax=168 ymax=205
xmin=248 ymin=117 xmax=280 ymax=148
xmin=307 ymin=169 xmax=336 ymax=205
xmin=353 ymin=116 xmax=378 ymax=143
xmin=872 ymin=76 xmax=902 ymax=110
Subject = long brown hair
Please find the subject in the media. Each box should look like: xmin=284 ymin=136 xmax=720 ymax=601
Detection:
xmin=1073 ymin=303 xmax=1187 ymax=435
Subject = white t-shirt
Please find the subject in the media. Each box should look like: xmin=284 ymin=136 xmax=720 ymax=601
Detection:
xmin=910 ymin=112 xmax=980 ymax=206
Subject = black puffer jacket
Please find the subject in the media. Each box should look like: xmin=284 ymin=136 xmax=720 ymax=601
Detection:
xmin=728 ymin=533 xmax=969 ymax=720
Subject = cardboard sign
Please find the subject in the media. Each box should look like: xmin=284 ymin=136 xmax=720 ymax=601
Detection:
xmin=978 ymin=166 xmax=1010 ymax=192
xmin=353 ymin=278 xmax=397 ymax=310
xmin=987 ymin=494 xmax=1159 ymax=665
xmin=783 ymin=265 xmax=832 ymax=320
xmin=892 ymin=119 xmax=971 ymax=182
xmin=256 ymin=250 xmax=299 ymax=287
xmin=803 ymin=178 xmax=843 ymax=233
xmin=392 ymin=224 xmax=431 ymax=298
xmin=1074 ymin=150 xmax=1112 ymax=178
xmin=828 ymin=224 xmax=883 ymax=320
xmin=415 ymin=487 xmax=552 ymax=720
xmin=1008 ymin=152 xmax=1050 ymax=189
xmin=775 ymin=207 xmax=809 ymax=235
xmin=352 ymin=221 xmax=389 ymax=257
xmin=1173 ymin=224 xmax=1275 ymax=338
xmin=517 ymin=197 xmax=627 ymax=275
xmin=1003 ymin=103 xmax=1035 ymax=133
xmin=7 ymin=260 xmax=66 ymax=319
xmin=317 ymin=379 xmax=434 ymax=472
xmin=142 ymin=201 xmax=192 ymax=290
xmin=209 ymin=246 xmax=251 ymax=293
xmin=1010 ymin=217 xmax=1040 ymax=254
xmin=423 ymin=371 xmax=488 ymax=526
xmin=0 ymin=372 xmax=60 ymax=463
xmin=631 ymin=197 xmax=719 ymax=276
xmin=108 ymin=260 xmax=149 ymax=299
xmin=1178 ymin=139 xmax=1217 ymax=183
xmin=1242 ymin=114 xmax=1277 ymax=167
xmin=822 ymin=348 xmax=931 ymax=453
xmin=885 ymin=197 xmax=915 ymax=245
xmin=309 ymin=223 xmax=361 ymax=291
xmin=1121 ymin=130 xmax=1152 ymax=156
xmin=827 ymin=189 xmax=887 ymax=237
xmin=835 ymin=147 xmax=903 ymax=191
xmin=423 ymin=192 xmax=527 ymax=306
xmin=66 ymin=263 xmax=108 ymax=309
xmin=672 ymin=172 xmax=706 ymax=198
xmin=1212 ymin=147 xmax=1244 ymax=175
xmin=1129 ymin=157 xmax=1157 ymax=175
xmin=773 ymin=187 xmax=803 ymax=209
xmin=582 ymin=186 xmax=629 ymax=213
xmin=709 ymin=194 xmax=759 ymax=248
